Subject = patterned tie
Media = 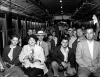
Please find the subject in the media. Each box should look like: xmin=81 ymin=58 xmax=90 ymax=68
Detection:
xmin=30 ymin=49 xmax=34 ymax=63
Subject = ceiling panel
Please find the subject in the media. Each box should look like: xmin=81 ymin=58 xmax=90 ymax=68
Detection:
xmin=41 ymin=0 xmax=82 ymax=15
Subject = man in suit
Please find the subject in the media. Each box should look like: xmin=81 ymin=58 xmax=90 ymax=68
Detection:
xmin=51 ymin=37 xmax=76 ymax=77
xmin=76 ymin=27 xmax=100 ymax=77
xmin=37 ymin=31 xmax=49 ymax=58
xmin=37 ymin=31 xmax=49 ymax=76
xmin=72 ymin=27 xmax=85 ymax=68
xmin=48 ymin=34 xmax=55 ymax=54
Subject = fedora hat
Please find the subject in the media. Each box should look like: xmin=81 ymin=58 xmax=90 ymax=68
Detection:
xmin=37 ymin=31 xmax=45 ymax=36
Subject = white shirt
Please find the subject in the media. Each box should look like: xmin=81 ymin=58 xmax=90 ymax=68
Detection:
xmin=87 ymin=40 xmax=94 ymax=59
xmin=53 ymin=37 xmax=57 ymax=46
xmin=37 ymin=41 xmax=42 ymax=46
xmin=60 ymin=47 xmax=69 ymax=62
xmin=8 ymin=45 xmax=16 ymax=61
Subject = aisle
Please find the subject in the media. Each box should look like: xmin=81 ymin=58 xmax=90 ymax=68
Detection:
xmin=48 ymin=67 xmax=65 ymax=77
xmin=47 ymin=65 xmax=77 ymax=77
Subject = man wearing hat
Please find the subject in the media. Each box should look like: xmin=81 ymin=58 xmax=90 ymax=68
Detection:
xmin=37 ymin=31 xmax=49 ymax=76
xmin=37 ymin=31 xmax=49 ymax=58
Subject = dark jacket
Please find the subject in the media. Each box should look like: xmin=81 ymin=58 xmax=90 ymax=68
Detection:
xmin=2 ymin=45 xmax=22 ymax=66
xmin=51 ymin=46 xmax=73 ymax=67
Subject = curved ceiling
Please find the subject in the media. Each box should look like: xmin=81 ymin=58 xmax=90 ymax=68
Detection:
xmin=40 ymin=0 xmax=82 ymax=15
xmin=0 ymin=0 xmax=100 ymax=20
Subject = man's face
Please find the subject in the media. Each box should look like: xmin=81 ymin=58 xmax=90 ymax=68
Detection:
xmin=68 ymin=28 xmax=73 ymax=36
xmin=37 ymin=35 xmax=44 ymax=41
xmin=52 ymin=32 xmax=56 ymax=36
xmin=85 ymin=29 xmax=94 ymax=40
xmin=33 ymin=29 xmax=36 ymax=35
xmin=27 ymin=30 xmax=33 ymax=35
xmin=61 ymin=39 xmax=68 ymax=48
xmin=49 ymin=35 xmax=53 ymax=40
xmin=11 ymin=37 xmax=18 ymax=46
xmin=77 ymin=29 xmax=83 ymax=37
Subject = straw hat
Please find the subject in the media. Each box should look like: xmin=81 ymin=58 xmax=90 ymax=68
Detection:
xmin=37 ymin=31 xmax=45 ymax=36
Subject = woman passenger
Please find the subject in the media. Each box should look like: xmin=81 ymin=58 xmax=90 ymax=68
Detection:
xmin=1 ymin=35 xmax=27 ymax=77
xmin=19 ymin=35 xmax=45 ymax=77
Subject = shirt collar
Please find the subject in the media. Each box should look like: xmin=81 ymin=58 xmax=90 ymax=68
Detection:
xmin=10 ymin=45 xmax=16 ymax=49
xmin=87 ymin=40 xmax=94 ymax=44
xmin=61 ymin=46 xmax=69 ymax=51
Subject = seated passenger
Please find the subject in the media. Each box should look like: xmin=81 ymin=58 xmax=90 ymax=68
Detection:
xmin=76 ymin=27 xmax=100 ymax=77
xmin=51 ymin=37 xmax=76 ymax=77
xmin=48 ymin=34 xmax=55 ymax=54
xmin=2 ymin=35 xmax=22 ymax=66
xmin=19 ymin=35 xmax=45 ymax=77
xmin=52 ymin=31 xmax=58 ymax=46
xmin=1 ymin=35 xmax=27 ymax=77
xmin=37 ymin=30 xmax=49 ymax=58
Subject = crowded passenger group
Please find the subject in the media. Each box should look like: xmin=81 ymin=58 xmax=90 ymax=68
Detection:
xmin=0 ymin=23 xmax=100 ymax=77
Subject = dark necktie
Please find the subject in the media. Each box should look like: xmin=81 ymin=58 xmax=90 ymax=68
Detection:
xmin=39 ymin=41 xmax=41 ymax=46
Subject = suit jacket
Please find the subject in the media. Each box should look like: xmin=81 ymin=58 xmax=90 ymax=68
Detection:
xmin=52 ymin=46 xmax=73 ymax=66
xmin=37 ymin=41 xmax=49 ymax=57
xmin=2 ymin=45 xmax=22 ymax=66
xmin=50 ymin=39 xmax=55 ymax=53
xmin=76 ymin=40 xmax=100 ymax=72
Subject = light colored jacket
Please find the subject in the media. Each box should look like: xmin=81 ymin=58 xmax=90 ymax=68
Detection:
xmin=19 ymin=44 xmax=45 ymax=69
xmin=37 ymin=41 xmax=49 ymax=57
xmin=76 ymin=40 xmax=100 ymax=72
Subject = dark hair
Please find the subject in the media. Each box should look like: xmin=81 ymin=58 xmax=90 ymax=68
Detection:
xmin=8 ymin=35 xmax=19 ymax=45
xmin=48 ymin=34 xmax=53 ymax=37
xmin=27 ymin=35 xmax=38 ymax=42
xmin=61 ymin=36 xmax=69 ymax=42
xmin=76 ymin=27 xmax=83 ymax=31
xmin=97 ymin=31 xmax=100 ymax=41
xmin=85 ymin=24 xmax=96 ymax=32
xmin=10 ymin=35 xmax=19 ymax=40
xmin=27 ymin=28 xmax=32 ymax=32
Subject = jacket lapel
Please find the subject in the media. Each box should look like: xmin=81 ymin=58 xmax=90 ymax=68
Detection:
xmin=93 ymin=41 xmax=98 ymax=60
xmin=12 ymin=46 xmax=18 ymax=62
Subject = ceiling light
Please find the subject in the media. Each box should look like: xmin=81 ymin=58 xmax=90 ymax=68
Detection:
xmin=61 ymin=6 xmax=62 ymax=8
xmin=60 ymin=0 xmax=62 ymax=2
